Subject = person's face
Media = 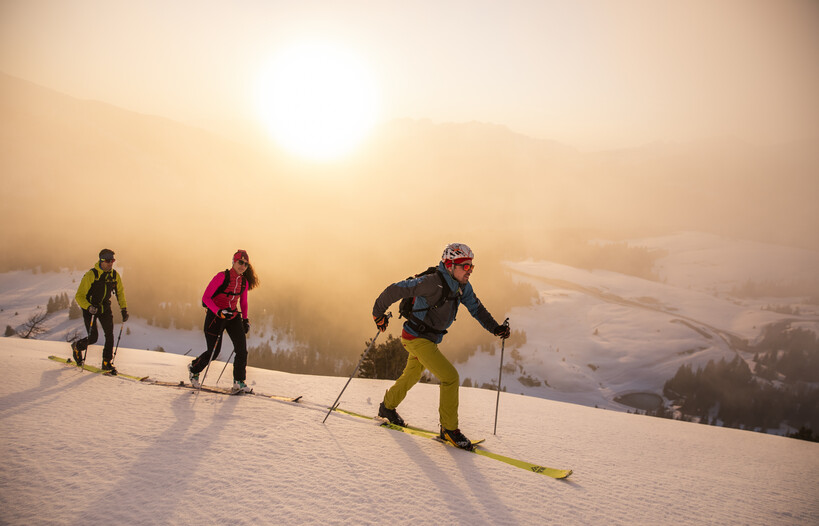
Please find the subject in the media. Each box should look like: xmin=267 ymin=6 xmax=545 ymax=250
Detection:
xmin=99 ymin=258 xmax=115 ymax=271
xmin=233 ymin=258 xmax=249 ymax=274
xmin=451 ymin=260 xmax=474 ymax=285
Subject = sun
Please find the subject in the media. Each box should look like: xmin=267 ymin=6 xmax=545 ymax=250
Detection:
xmin=256 ymin=42 xmax=381 ymax=161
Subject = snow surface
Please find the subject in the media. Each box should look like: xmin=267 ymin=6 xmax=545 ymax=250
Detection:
xmin=1 ymin=339 xmax=817 ymax=525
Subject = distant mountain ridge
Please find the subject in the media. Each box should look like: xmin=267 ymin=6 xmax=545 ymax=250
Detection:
xmin=3 ymin=70 xmax=816 ymax=260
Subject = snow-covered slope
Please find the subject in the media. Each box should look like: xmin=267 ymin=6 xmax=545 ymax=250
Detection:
xmin=459 ymin=232 xmax=819 ymax=410
xmin=1 ymin=339 xmax=817 ymax=525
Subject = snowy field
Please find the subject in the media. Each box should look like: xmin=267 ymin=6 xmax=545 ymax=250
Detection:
xmin=464 ymin=232 xmax=819 ymax=409
xmin=1 ymin=338 xmax=817 ymax=525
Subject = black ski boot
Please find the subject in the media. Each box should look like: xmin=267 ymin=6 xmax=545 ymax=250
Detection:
xmin=378 ymin=401 xmax=406 ymax=427
xmin=101 ymin=360 xmax=118 ymax=375
xmin=71 ymin=341 xmax=83 ymax=366
xmin=440 ymin=427 xmax=474 ymax=451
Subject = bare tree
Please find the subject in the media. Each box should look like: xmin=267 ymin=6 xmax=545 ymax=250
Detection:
xmin=63 ymin=328 xmax=82 ymax=343
xmin=17 ymin=311 xmax=49 ymax=339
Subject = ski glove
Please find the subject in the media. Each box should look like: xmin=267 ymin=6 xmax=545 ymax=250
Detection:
xmin=218 ymin=308 xmax=236 ymax=319
xmin=87 ymin=305 xmax=99 ymax=315
xmin=243 ymin=318 xmax=250 ymax=334
xmin=374 ymin=314 xmax=389 ymax=332
xmin=493 ymin=324 xmax=511 ymax=339
xmin=121 ymin=308 xmax=129 ymax=322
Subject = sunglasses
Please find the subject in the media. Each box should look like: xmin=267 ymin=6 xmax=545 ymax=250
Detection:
xmin=455 ymin=262 xmax=474 ymax=271
xmin=236 ymin=260 xmax=249 ymax=266
xmin=101 ymin=259 xmax=115 ymax=263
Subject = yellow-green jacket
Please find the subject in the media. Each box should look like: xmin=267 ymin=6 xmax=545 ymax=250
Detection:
xmin=75 ymin=263 xmax=127 ymax=313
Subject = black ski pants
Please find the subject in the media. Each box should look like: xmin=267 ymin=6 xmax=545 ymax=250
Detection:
xmin=76 ymin=305 xmax=115 ymax=362
xmin=190 ymin=310 xmax=248 ymax=382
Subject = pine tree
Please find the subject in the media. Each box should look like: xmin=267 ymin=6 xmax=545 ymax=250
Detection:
xmin=68 ymin=299 xmax=82 ymax=320
xmin=359 ymin=335 xmax=408 ymax=380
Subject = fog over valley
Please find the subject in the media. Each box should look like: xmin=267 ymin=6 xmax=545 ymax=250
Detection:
xmin=2 ymin=72 xmax=817 ymax=366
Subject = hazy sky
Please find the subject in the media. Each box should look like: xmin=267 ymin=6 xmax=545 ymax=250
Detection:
xmin=1 ymin=0 xmax=818 ymax=150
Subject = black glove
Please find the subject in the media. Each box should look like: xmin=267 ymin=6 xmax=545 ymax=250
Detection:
xmin=121 ymin=308 xmax=129 ymax=322
xmin=493 ymin=323 xmax=511 ymax=339
xmin=87 ymin=305 xmax=99 ymax=315
xmin=374 ymin=314 xmax=389 ymax=332
xmin=243 ymin=318 xmax=250 ymax=334
xmin=218 ymin=308 xmax=235 ymax=319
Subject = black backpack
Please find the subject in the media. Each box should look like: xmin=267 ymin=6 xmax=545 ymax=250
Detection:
xmin=398 ymin=267 xmax=456 ymax=334
xmin=86 ymin=267 xmax=119 ymax=306
xmin=202 ymin=270 xmax=246 ymax=308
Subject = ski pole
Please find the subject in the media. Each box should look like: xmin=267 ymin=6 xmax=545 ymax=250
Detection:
xmin=81 ymin=313 xmax=98 ymax=367
xmin=493 ymin=318 xmax=510 ymax=435
xmin=112 ymin=322 xmax=125 ymax=363
xmin=323 ymin=312 xmax=391 ymax=423
xmin=215 ymin=349 xmax=236 ymax=385
xmin=196 ymin=320 xmax=225 ymax=394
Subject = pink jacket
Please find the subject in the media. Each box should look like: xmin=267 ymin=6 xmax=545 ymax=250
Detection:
xmin=202 ymin=269 xmax=248 ymax=319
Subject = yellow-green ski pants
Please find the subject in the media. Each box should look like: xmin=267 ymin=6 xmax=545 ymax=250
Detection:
xmin=383 ymin=337 xmax=460 ymax=430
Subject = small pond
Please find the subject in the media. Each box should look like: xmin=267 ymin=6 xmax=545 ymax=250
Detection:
xmin=614 ymin=392 xmax=664 ymax=411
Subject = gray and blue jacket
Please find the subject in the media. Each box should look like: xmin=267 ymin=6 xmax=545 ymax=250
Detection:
xmin=372 ymin=261 xmax=500 ymax=344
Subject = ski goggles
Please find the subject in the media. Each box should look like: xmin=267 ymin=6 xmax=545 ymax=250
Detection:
xmin=100 ymin=258 xmax=115 ymax=263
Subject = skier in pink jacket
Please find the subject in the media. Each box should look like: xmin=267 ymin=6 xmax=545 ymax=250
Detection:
xmin=188 ymin=249 xmax=259 ymax=391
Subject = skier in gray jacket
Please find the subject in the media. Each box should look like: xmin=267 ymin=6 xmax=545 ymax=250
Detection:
xmin=372 ymin=242 xmax=510 ymax=449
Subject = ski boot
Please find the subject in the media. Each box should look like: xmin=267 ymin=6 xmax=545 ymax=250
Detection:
xmin=101 ymin=360 xmax=118 ymax=375
xmin=378 ymin=401 xmax=406 ymax=427
xmin=71 ymin=341 xmax=83 ymax=366
xmin=233 ymin=380 xmax=252 ymax=393
xmin=188 ymin=362 xmax=201 ymax=388
xmin=440 ymin=427 xmax=474 ymax=451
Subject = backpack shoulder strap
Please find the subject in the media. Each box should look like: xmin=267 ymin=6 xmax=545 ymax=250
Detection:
xmin=430 ymin=268 xmax=456 ymax=309
xmin=412 ymin=267 xmax=453 ymax=313
xmin=400 ymin=267 xmax=453 ymax=335
xmin=215 ymin=270 xmax=230 ymax=297
xmin=202 ymin=270 xmax=231 ymax=308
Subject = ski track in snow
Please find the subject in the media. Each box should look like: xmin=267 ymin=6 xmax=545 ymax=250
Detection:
xmin=1 ymin=339 xmax=817 ymax=525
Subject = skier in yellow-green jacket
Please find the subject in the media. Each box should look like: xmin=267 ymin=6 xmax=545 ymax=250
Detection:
xmin=71 ymin=248 xmax=128 ymax=373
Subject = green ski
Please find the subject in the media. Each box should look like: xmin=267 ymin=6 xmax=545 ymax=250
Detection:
xmin=144 ymin=379 xmax=302 ymax=402
xmin=48 ymin=355 xmax=148 ymax=381
xmin=331 ymin=407 xmax=572 ymax=479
